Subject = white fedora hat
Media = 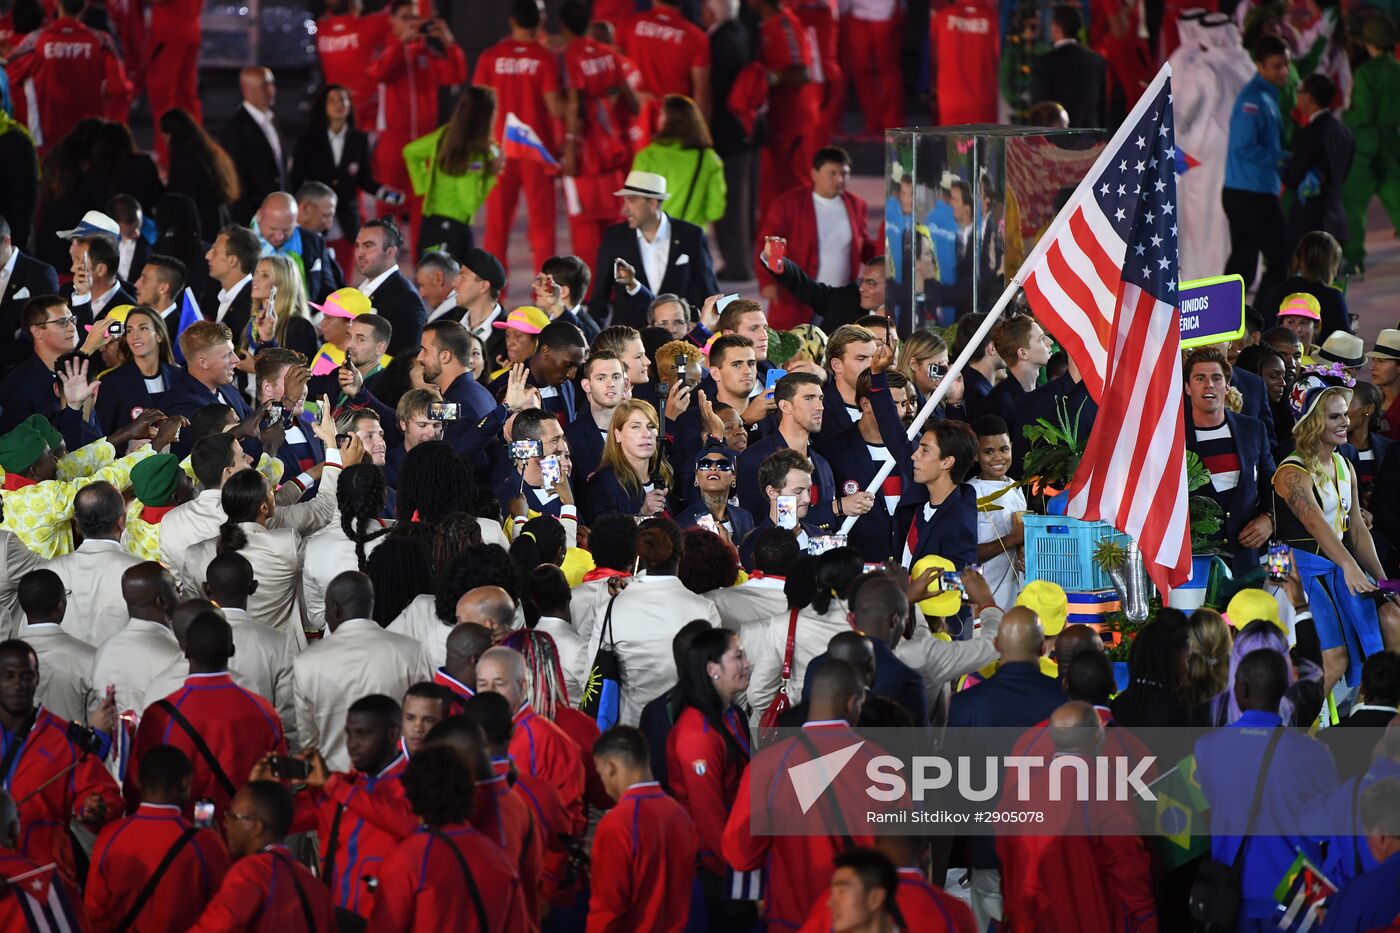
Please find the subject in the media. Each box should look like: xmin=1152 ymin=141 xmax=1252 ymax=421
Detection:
xmin=1316 ymin=331 xmax=1366 ymax=368
xmin=614 ymin=170 xmax=670 ymax=200
xmin=1369 ymin=328 xmax=1400 ymax=362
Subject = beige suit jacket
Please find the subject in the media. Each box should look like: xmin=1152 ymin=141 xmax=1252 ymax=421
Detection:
xmin=20 ymin=622 xmax=96 ymax=723
xmin=90 ymin=617 xmax=183 ymax=715
xmin=49 ymin=538 xmax=145 ymax=645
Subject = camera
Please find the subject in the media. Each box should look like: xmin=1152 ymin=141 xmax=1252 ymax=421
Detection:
xmin=105 ymin=320 xmax=123 ymax=338
xmin=428 ymin=402 xmax=461 ymax=421
xmin=193 ymin=800 xmax=215 ymax=828
xmin=927 ymin=363 xmax=947 ymax=381
xmin=1265 ymin=544 xmax=1290 ymax=582
xmin=262 ymin=403 xmax=284 ymax=429
xmin=511 ymin=439 xmax=543 ymax=460
xmin=269 ymin=756 xmax=311 ymax=780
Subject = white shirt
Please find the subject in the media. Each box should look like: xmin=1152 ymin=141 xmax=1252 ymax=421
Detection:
xmin=216 ymin=274 xmax=252 ymax=324
xmin=429 ymin=294 xmax=459 ymax=323
xmin=637 ymin=213 xmax=672 ymax=294
xmin=358 ymin=265 xmax=397 ymax=298
xmin=328 ymin=125 xmax=347 ymax=166
xmin=243 ymin=101 xmax=284 ymax=167
xmin=968 ymin=476 xmax=1027 ymax=612
xmin=118 ymin=237 xmax=136 ymax=281
xmin=583 ymin=572 xmax=720 ymax=726
xmin=72 ymin=280 xmax=123 ymax=315
xmin=813 ymin=192 xmax=853 ymax=286
xmin=0 ymin=247 xmax=18 ymax=304
xmin=746 ymin=601 xmax=851 ymax=726
xmin=467 ymin=303 xmax=504 ymax=345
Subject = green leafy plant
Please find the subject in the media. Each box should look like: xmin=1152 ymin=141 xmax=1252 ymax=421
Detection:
xmin=1093 ymin=538 xmax=1129 ymax=572
xmin=1021 ymin=396 xmax=1089 ymax=490
xmin=1185 ymin=450 xmax=1225 ymax=554
xmin=1101 ymin=598 xmax=1163 ymax=661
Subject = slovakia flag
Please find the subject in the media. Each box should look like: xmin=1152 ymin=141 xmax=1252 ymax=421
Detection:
xmin=503 ymin=112 xmax=560 ymax=173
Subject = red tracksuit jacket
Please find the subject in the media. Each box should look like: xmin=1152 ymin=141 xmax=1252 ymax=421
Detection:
xmin=190 ymin=844 xmax=336 ymax=932
xmin=495 ymin=757 xmax=574 ymax=905
xmin=432 ymin=668 xmax=474 ymax=709
xmin=5 ymin=17 xmax=130 ymax=151
xmin=86 ymin=803 xmax=231 ymax=933
xmin=0 ymin=847 xmax=88 ymax=930
xmin=666 ymin=706 xmax=750 ymax=876
xmin=130 ymin=673 xmax=286 ymax=819
xmin=721 ymin=721 xmax=881 ymax=929
xmin=618 ymin=8 xmax=709 ymax=100
xmin=289 ymin=753 xmax=407 ymax=919
xmin=472 ymin=36 xmax=561 ymax=154
xmin=995 ymin=768 xmax=1158 ymax=933
xmin=553 ymin=706 xmax=609 ymax=811
xmin=5 ymin=706 xmax=123 ymax=887
xmin=368 ymin=823 xmax=530 ymax=932
xmin=475 ymin=772 xmax=543 ymax=927
xmin=798 ymin=866 xmax=979 ymax=932
xmin=587 ymin=782 xmax=698 ymax=933
xmin=367 ymin=34 xmax=467 ymax=138
xmin=509 ymin=701 xmax=585 ymax=835
xmin=316 ymin=10 xmax=391 ymax=123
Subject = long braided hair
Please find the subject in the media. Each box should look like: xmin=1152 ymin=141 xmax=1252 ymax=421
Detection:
xmin=337 ymin=464 xmax=392 ymax=571
xmin=365 ymin=532 xmax=434 ymax=627
xmin=502 ymin=628 xmax=570 ymax=715
xmin=427 ymin=512 xmax=484 ymax=579
xmin=396 ymin=441 xmax=478 ymax=525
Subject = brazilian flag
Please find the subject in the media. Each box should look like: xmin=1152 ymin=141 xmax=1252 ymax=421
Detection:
xmin=1144 ymin=754 xmax=1211 ymax=869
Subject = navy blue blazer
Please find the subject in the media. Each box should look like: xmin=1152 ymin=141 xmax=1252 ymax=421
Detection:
xmin=439 ymin=371 xmax=505 ymax=471
xmin=0 ymin=252 xmax=60 ymax=371
xmin=892 ymin=482 xmax=978 ymax=568
xmin=161 ymin=368 xmax=253 ymax=456
xmin=1184 ymin=408 xmax=1275 ymax=570
xmin=0 ymin=354 xmax=60 ymax=434
xmin=948 ymin=659 xmax=1067 ymax=869
xmin=581 ymin=465 xmax=652 ymax=523
xmin=493 ymin=472 xmax=567 ymax=520
xmin=563 ymin=415 xmax=608 ymax=481
xmin=974 ymin=372 xmax=1095 ymax=478
xmin=817 ymin=372 xmax=912 ymax=563
xmin=94 ymin=360 xmax=183 ymax=436
xmin=802 ymin=639 xmax=929 ymax=727
xmin=292 ymin=227 xmax=338 ymax=304
xmin=1232 ymin=367 xmax=1277 ymax=449
xmin=815 ymin=378 xmax=859 ymax=442
xmin=364 ymin=270 xmax=426 ymax=356
xmin=587 ymin=215 xmax=719 ymax=329
xmin=674 ymin=499 xmax=755 ymax=548
xmin=735 ymin=432 xmax=838 ymax=530
xmin=384 ymin=443 xmax=406 ymax=489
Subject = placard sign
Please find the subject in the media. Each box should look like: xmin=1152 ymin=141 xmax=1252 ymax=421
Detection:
xmin=1177 ymin=274 xmax=1245 ymax=350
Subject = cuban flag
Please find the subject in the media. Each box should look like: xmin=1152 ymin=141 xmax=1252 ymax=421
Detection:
xmin=170 ymin=288 xmax=204 ymax=365
xmin=503 ymin=112 xmax=559 ymax=173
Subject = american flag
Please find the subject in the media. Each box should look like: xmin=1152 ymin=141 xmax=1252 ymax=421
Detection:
xmin=1021 ymin=66 xmax=1191 ymax=592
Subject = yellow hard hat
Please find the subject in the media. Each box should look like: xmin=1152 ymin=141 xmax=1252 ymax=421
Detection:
xmin=1224 ymin=588 xmax=1283 ymax=632
xmin=1016 ymin=580 xmax=1069 ymax=636
xmin=911 ymin=555 xmax=962 ymax=618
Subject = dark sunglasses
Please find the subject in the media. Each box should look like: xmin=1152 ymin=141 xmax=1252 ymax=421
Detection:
xmin=696 ymin=459 xmax=734 ymax=472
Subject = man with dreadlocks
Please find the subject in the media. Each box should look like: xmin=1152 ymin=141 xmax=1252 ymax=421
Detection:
xmin=303 ymin=463 xmax=392 ymax=633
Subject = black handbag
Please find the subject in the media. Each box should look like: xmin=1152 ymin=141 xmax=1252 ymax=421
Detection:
xmin=1186 ymin=728 xmax=1284 ymax=931
xmin=580 ymin=594 xmax=623 ymax=732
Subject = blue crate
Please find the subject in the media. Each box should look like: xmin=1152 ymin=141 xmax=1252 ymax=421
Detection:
xmin=1022 ymin=515 xmax=1132 ymax=592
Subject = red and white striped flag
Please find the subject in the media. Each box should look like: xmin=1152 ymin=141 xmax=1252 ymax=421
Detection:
xmin=1021 ymin=65 xmax=1191 ymax=592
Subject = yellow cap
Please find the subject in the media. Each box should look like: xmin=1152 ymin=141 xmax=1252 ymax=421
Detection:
xmin=1016 ymin=580 xmax=1069 ymax=636
xmin=1224 ymin=588 xmax=1282 ymax=631
xmin=911 ymin=555 xmax=962 ymax=618
xmin=493 ymin=305 xmax=550 ymax=335
xmin=1278 ymin=292 xmax=1322 ymax=322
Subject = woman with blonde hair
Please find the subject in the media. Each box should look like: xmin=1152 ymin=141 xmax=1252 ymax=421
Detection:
xmin=403 ymin=85 xmax=500 ymax=259
xmin=896 ymin=327 xmax=964 ymax=411
xmin=1180 ymin=608 xmax=1231 ymax=710
xmin=1272 ymin=368 xmax=1397 ymax=690
xmin=582 ymin=400 xmax=673 ymax=522
xmin=631 ymin=94 xmax=726 ymax=226
xmin=242 ymin=254 xmax=319 ymax=365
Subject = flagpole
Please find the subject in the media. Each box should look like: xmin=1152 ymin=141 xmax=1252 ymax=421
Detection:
xmin=838 ymin=274 xmax=1023 ymax=537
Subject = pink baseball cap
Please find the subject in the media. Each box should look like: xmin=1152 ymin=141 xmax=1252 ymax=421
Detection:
xmin=310 ymin=288 xmax=372 ymax=319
